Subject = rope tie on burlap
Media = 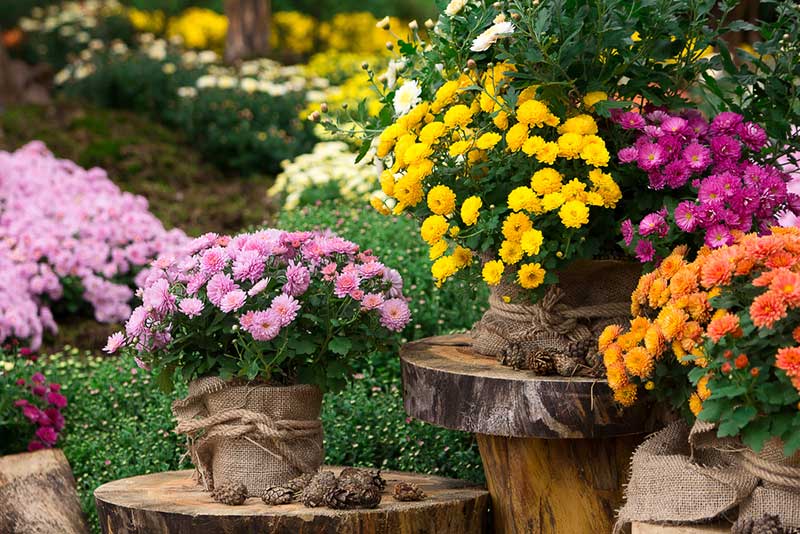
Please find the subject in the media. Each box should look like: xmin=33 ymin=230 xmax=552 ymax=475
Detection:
xmin=739 ymin=447 xmax=800 ymax=489
xmin=174 ymin=409 xmax=324 ymax=474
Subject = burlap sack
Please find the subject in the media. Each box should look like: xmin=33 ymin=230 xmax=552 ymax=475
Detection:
xmin=172 ymin=377 xmax=324 ymax=496
xmin=615 ymin=420 xmax=800 ymax=532
xmin=471 ymin=259 xmax=641 ymax=376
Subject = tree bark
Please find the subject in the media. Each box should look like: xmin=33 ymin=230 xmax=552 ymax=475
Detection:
xmin=0 ymin=449 xmax=89 ymax=534
xmin=224 ymin=0 xmax=271 ymax=64
xmin=0 ymin=41 xmax=21 ymax=106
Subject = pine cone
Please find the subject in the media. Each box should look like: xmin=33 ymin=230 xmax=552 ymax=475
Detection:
xmin=284 ymin=473 xmax=314 ymax=494
xmin=302 ymin=471 xmax=337 ymax=508
xmin=524 ymin=348 xmax=555 ymax=375
xmin=565 ymin=338 xmax=593 ymax=360
xmin=501 ymin=350 xmax=527 ymax=370
xmin=732 ymin=514 xmax=786 ymax=534
xmin=339 ymin=467 xmax=386 ymax=491
xmin=325 ymin=478 xmax=382 ymax=510
xmin=211 ymin=481 xmax=248 ymax=506
xmin=261 ymin=486 xmax=294 ymax=506
xmin=392 ymin=482 xmax=425 ymax=502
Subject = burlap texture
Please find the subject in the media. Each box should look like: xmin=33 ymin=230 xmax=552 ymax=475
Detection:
xmin=172 ymin=377 xmax=324 ymax=496
xmin=615 ymin=420 xmax=800 ymax=532
xmin=471 ymin=259 xmax=641 ymax=376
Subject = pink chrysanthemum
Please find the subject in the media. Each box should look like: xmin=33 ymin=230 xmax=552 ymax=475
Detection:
xmin=232 ymin=250 xmax=265 ymax=283
xmin=270 ymin=294 xmax=301 ymax=326
xmin=379 ymin=298 xmax=411 ymax=332
xmin=104 ymin=332 xmax=125 ymax=353
xmin=359 ymin=261 xmax=385 ymax=279
xmin=361 ymin=293 xmax=385 ymax=311
xmin=219 ymin=289 xmax=247 ymax=313
xmin=125 ymin=305 xmax=148 ymax=337
xmin=247 ymin=278 xmax=270 ymax=297
xmin=179 ymin=297 xmax=205 ymax=317
xmin=248 ymin=310 xmax=281 ymax=341
xmin=334 ymin=271 xmax=361 ymax=298
xmin=200 ymin=246 xmax=229 ymax=275
xmin=143 ymin=278 xmax=176 ymax=314
xmin=206 ymin=273 xmax=236 ymax=306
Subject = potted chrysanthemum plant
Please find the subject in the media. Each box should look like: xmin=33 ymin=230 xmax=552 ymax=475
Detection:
xmin=107 ymin=229 xmax=411 ymax=496
xmin=322 ymin=0 xmax=753 ymax=376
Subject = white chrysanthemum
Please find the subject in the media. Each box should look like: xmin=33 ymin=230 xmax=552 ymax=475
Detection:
xmin=445 ymin=0 xmax=468 ymax=16
xmin=393 ymin=80 xmax=422 ymax=116
xmin=177 ymin=87 xmax=198 ymax=99
xmin=196 ymin=75 xmax=216 ymax=89
xmin=217 ymin=76 xmax=237 ymax=89
xmin=240 ymin=77 xmax=259 ymax=93
xmin=470 ymin=21 xmax=514 ymax=52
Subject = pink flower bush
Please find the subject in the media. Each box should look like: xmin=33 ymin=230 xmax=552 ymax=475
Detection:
xmin=0 ymin=142 xmax=187 ymax=348
xmin=109 ymin=229 xmax=412 ymax=389
xmin=10 ymin=370 xmax=68 ymax=451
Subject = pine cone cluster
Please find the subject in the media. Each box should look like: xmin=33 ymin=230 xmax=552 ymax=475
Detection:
xmin=302 ymin=471 xmax=339 ymax=508
xmin=211 ymin=481 xmax=249 ymax=506
xmin=262 ymin=486 xmax=294 ymax=505
xmin=392 ymin=482 xmax=426 ymax=502
xmin=732 ymin=514 xmax=786 ymax=534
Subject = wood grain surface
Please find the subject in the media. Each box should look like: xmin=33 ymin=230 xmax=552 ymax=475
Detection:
xmin=95 ymin=467 xmax=489 ymax=534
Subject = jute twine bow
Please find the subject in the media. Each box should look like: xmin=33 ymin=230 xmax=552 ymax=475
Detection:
xmin=174 ymin=409 xmax=323 ymax=475
xmin=615 ymin=420 xmax=800 ymax=532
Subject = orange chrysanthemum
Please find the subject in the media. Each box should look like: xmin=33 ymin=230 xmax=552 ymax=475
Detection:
xmin=613 ymin=383 xmax=638 ymax=407
xmin=776 ymin=347 xmax=800 ymax=393
xmin=750 ymin=290 xmax=788 ymax=329
xmin=793 ymin=326 xmax=800 ymax=344
xmin=648 ymin=277 xmax=670 ymax=309
xmin=624 ymin=346 xmax=655 ymax=379
xmin=644 ymin=324 xmax=665 ymax=358
xmin=669 ymin=268 xmax=699 ymax=298
xmin=765 ymin=250 xmax=795 ymax=270
xmin=689 ymin=393 xmax=703 ymax=416
xmin=700 ymin=254 xmax=733 ymax=288
xmin=706 ymin=312 xmax=741 ymax=343
xmin=659 ymin=253 xmax=685 ymax=279
xmin=598 ymin=324 xmax=622 ymax=352
xmin=603 ymin=344 xmax=623 ymax=367
xmin=657 ymin=306 xmax=689 ymax=341
xmin=769 ymin=269 xmax=800 ymax=307
xmin=629 ymin=317 xmax=650 ymax=343
xmin=697 ymin=375 xmax=712 ymax=400
xmin=605 ymin=361 xmax=628 ymax=390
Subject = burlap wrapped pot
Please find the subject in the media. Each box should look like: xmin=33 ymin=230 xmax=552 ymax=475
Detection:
xmin=616 ymin=420 xmax=800 ymax=532
xmin=172 ymin=376 xmax=324 ymax=497
xmin=471 ymin=259 xmax=641 ymax=376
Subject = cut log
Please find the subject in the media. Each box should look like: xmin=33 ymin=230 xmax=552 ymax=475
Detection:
xmin=632 ymin=522 xmax=729 ymax=534
xmin=401 ymin=334 xmax=664 ymax=534
xmin=95 ymin=468 xmax=490 ymax=534
xmin=224 ymin=0 xmax=271 ymax=63
xmin=0 ymin=448 xmax=89 ymax=534
xmin=401 ymin=334 xmax=660 ymax=438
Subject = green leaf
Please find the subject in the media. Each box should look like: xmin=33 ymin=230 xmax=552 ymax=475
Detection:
xmin=741 ymin=418 xmax=770 ymax=452
xmin=289 ymin=338 xmax=316 ymax=355
xmin=329 ymin=336 xmax=353 ymax=356
xmin=730 ymin=405 xmax=758 ymax=429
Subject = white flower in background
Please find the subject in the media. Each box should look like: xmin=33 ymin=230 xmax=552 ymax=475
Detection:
xmin=58 ymin=25 xmax=76 ymax=37
xmin=177 ymin=87 xmax=198 ymax=99
xmin=240 ymin=78 xmax=259 ymax=94
xmin=162 ymin=63 xmax=177 ymax=75
xmin=139 ymin=33 xmax=155 ymax=44
xmin=393 ymin=80 xmax=421 ymax=116
xmin=217 ymin=75 xmax=237 ymax=89
xmin=375 ymin=16 xmax=390 ymax=29
xmin=445 ymin=0 xmax=468 ymax=16
xmin=54 ymin=69 xmax=71 ymax=85
xmin=89 ymin=39 xmax=104 ymax=51
xmin=470 ymin=21 xmax=514 ymax=52
xmin=74 ymin=64 xmax=95 ymax=80
xmin=196 ymin=75 xmax=217 ymax=89
xmin=111 ymin=41 xmax=128 ymax=54
xmin=384 ymin=58 xmax=406 ymax=90
xmin=79 ymin=49 xmax=92 ymax=61
xmin=198 ymin=50 xmax=218 ymax=64
xmin=240 ymin=62 xmax=260 ymax=76
xmin=19 ymin=18 xmax=41 ymax=31
xmin=181 ymin=50 xmax=198 ymax=65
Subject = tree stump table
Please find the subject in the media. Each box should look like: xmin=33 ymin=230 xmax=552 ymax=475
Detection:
xmin=632 ymin=523 xmax=728 ymax=534
xmin=95 ymin=467 xmax=489 ymax=534
xmin=401 ymin=334 xmax=662 ymax=534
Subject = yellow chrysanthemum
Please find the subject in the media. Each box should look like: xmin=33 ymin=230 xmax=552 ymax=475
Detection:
xmin=453 ymin=246 xmax=473 ymax=268
xmin=507 ymin=186 xmax=539 ymax=212
xmin=558 ymin=200 xmax=590 ymax=228
xmin=613 ymin=383 xmax=638 ymax=407
xmin=427 ymin=185 xmax=457 ymax=216
xmin=429 ymin=239 xmax=448 ymax=260
xmin=520 ymin=228 xmax=544 ymax=256
xmin=558 ymin=114 xmax=598 ymax=135
xmin=482 ymin=260 xmax=505 ymax=286
xmin=493 ymin=111 xmax=509 ymax=130
xmin=505 ymin=123 xmax=529 ymax=152
xmin=697 ymin=375 xmax=712 ymax=400
xmin=392 ymin=133 xmax=418 ymax=170
xmin=420 ymin=214 xmax=449 ymax=245
xmin=561 ymin=178 xmax=588 ymax=202
xmin=406 ymin=159 xmax=434 ymax=182
xmin=531 ymin=168 xmax=563 ymax=195
xmin=588 ymin=168 xmax=622 ymax=208
xmin=461 ymin=196 xmax=482 ymax=226
xmin=557 ymin=133 xmax=585 ymax=159
xmin=419 ymin=121 xmax=447 ymax=144
xmin=431 ymin=255 xmax=459 ymax=286
xmin=541 ymin=192 xmax=566 ymax=212
xmin=521 ymin=135 xmax=546 ymax=157
xmin=535 ymin=142 xmax=559 ymax=165
xmin=393 ymin=175 xmax=424 ymax=209
xmin=499 ymin=240 xmax=524 ymax=265
xmin=583 ymin=91 xmax=608 ymax=108
xmin=603 ymin=344 xmax=623 ymax=367
xmin=517 ymin=100 xmax=551 ymax=127
xmin=431 ymin=80 xmax=460 ymax=113
xmin=404 ymin=143 xmax=433 ymax=165
xmin=370 ymin=195 xmax=391 ymax=215
xmin=689 ymin=393 xmax=703 ymax=416
xmin=517 ymin=262 xmax=546 ymax=289
xmin=580 ymin=142 xmax=610 ymax=167
xmin=476 ymin=132 xmax=502 ymax=150
xmin=501 ymin=212 xmax=533 ymax=242
xmin=444 ymin=104 xmax=473 ymax=128
xmin=449 ymin=140 xmax=472 ymax=157
xmin=380 ymin=170 xmax=395 ymax=196
xmin=517 ymin=85 xmax=538 ymax=105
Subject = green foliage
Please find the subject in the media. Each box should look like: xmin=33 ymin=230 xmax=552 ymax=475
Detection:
xmin=277 ymin=202 xmax=489 ymax=344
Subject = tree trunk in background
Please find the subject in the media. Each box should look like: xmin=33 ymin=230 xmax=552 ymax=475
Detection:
xmin=726 ymin=0 xmax=760 ymax=46
xmin=224 ymin=0 xmax=271 ymax=64
xmin=0 ymin=41 xmax=21 ymax=107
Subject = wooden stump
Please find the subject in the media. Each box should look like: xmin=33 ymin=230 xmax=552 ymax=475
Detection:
xmin=95 ymin=468 xmax=489 ymax=534
xmin=0 ymin=448 xmax=89 ymax=534
xmin=401 ymin=334 xmax=662 ymax=534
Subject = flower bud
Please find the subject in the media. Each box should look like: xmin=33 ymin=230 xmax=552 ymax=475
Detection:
xmin=721 ymin=361 xmax=732 ymax=374
xmin=361 ymin=62 xmax=370 ymax=70
xmin=492 ymin=1 xmax=502 ymax=8
xmin=386 ymin=41 xmax=394 ymax=51
xmin=467 ymin=59 xmax=477 ymax=70
xmin=735 ymin=353 xmax=749 ymax=369
xmin=309 ymin=111 xmax=321 ymax=122
xmin=425 ymin=19 xmax=435 ymax=29
xmin=511 ymin=12 xmax=521 ymax=21
xmin=320 ymin=102 xmax=328 ymax=113
xmin=750 ymin=367 xmax=760 ymax=377
xmin=409 ymin=20 xmax=419 ymax=31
